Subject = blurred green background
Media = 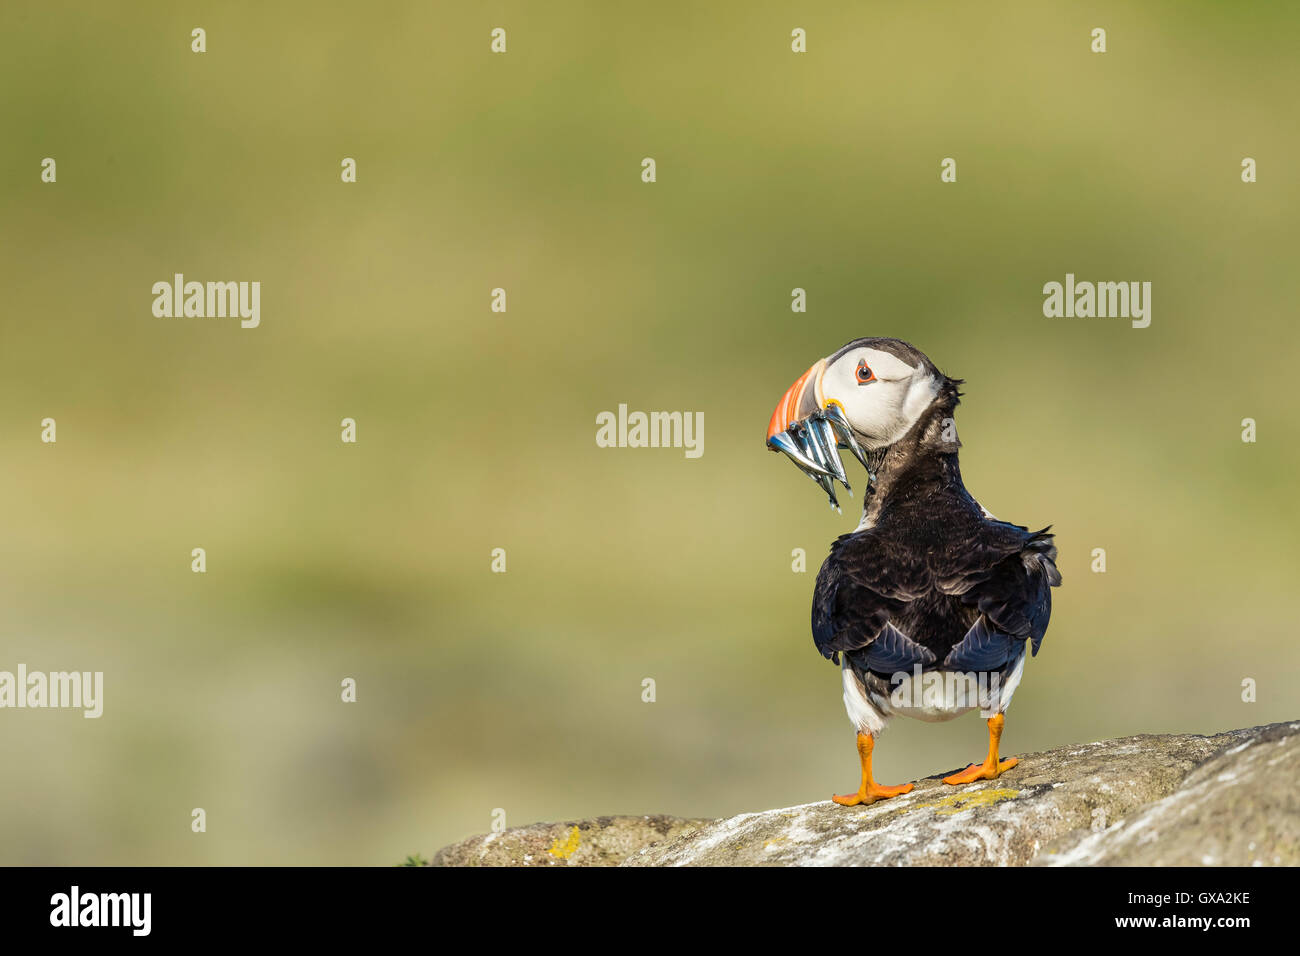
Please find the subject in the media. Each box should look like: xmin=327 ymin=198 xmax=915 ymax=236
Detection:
xmin=1 ymin=2 xmax=1297 ymax=865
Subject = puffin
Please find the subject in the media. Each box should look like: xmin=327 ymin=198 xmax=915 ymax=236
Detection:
xmin=766 ymin=337 xmax=1061 ymax=806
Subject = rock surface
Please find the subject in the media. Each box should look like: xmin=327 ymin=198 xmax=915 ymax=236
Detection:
xmin=429 ymin=814 xmax=707 ymax=867
xmin=428 ymin=721 xmax=1298 ymax=866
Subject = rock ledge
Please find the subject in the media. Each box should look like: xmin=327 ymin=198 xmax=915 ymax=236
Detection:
xmin=429 ymin=721 xmax=1299 ymax=867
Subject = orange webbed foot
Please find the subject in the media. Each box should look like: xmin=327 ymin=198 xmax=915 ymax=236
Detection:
xmin=942 ymin=755 xmax=1018 ymax=785
xmin=943 ymin=713 xmax=1018 ymax=786
xmin=832 ymin=732 xmax=915 ymax=807
xmin=832 ymin=781 xmax=914 ymax=807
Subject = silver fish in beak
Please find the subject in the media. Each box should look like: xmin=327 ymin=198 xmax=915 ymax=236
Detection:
xmin=766 ymin=358 xmax=868 ymax=511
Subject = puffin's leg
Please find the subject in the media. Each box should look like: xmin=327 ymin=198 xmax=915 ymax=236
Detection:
xmin=832 ymin=732 xmax=914 ymax=806
xmin=943 ymin=713 xmax=1019 ymax=785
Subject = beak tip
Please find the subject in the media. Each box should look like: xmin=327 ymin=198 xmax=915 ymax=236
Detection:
xmin=769 ymin=360 xmax=867 ymax=510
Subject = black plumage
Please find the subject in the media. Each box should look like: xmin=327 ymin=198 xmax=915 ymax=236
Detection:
xmin=811 ymin=376 xmax=1061 ymax=680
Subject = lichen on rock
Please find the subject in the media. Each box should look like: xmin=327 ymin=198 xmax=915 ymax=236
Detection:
xmin=427 ymin=814 xmax=707 ymax=867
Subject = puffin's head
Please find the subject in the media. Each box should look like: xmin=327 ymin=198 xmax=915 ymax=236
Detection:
xmin=766 ymin=338 xmax=951 ymax=509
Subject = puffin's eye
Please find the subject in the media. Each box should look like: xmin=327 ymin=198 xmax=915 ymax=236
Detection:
xmin=855 ymin=359 xmax=876 ymax=384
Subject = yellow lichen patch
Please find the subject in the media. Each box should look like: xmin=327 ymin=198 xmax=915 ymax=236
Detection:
xmin=547 ymin=826 xmax=581 ymax=859
xmin=763 ymin=835 xmax=790 ymax=850
xmin=898 ymin=788 xmax=1020 ymax=816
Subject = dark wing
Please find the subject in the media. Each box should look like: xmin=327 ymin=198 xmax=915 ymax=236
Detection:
xmin=942 ymin=615 xmax=1018 ymax=670
xmin=811 ymin=531 xmax=935 ymax=669
xmin=940 ymin=525 xmax=1061 ymax=660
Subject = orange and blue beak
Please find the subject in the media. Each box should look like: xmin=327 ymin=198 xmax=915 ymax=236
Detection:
xmin=766 ymin=359 xmax=825 ymax=445
xmin=766 ymin=358 xmax=869 ymax=511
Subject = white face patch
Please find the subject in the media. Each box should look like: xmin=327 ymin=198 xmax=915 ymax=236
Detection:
xmin=820 ymin=347 xmax=941 ymax=448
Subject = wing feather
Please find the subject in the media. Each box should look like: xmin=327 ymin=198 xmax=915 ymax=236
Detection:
xmin=812 ymin=521 xmax=1061 ymax=666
